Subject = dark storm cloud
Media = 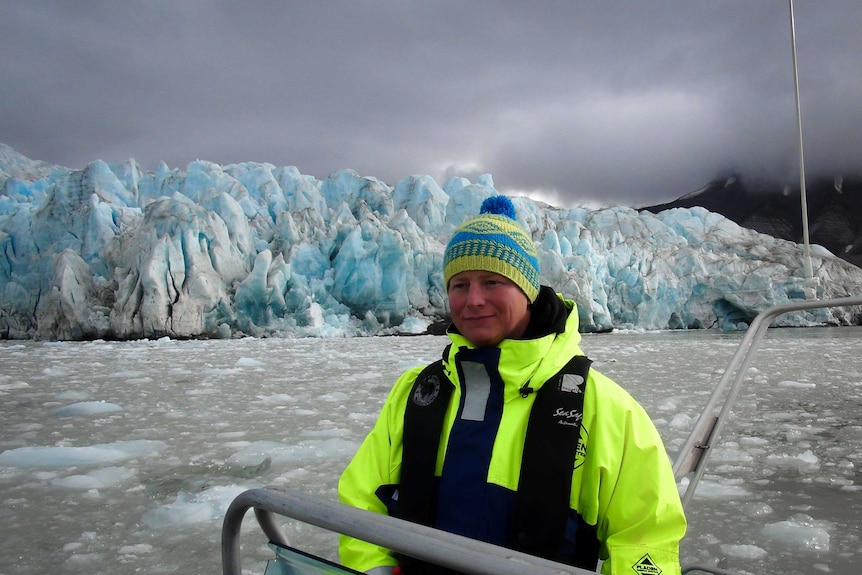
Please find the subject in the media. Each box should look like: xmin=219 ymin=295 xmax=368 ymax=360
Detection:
xmin=2 ymin=1 xmax=860 ymax=207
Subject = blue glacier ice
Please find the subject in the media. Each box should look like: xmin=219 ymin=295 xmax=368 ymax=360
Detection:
xmin=1 ymin=143 xmax=860 ymax=340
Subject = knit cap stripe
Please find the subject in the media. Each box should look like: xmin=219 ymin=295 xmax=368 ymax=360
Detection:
xmin=446 ymin=240 xmax=538 ymax=282
xmin=445 ymin=254 xmax=540 ymax=301
xmin=443 ymin=210 xmax=540 ymax=302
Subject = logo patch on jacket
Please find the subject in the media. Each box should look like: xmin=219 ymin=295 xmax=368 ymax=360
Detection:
xmin=560 ymin=373 xmax=584 ymax=393
xmin=574 ymin=426 xmax=587 ymax=469
xmin=632 ymin=553 xmax=662 ymax=574
xmin=412 ymin=374 xmax=441 ymax=406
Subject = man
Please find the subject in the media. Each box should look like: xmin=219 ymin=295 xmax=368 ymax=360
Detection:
xmin=339 ymin=195 xmax=686 ymax=575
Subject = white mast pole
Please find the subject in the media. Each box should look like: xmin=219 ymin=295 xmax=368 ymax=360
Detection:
xmin=789 ymin=0 xmax=814 ymax=281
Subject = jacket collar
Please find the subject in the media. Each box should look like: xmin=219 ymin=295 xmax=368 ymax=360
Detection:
xmin=445 ymin=288 xmax=584 ymax=393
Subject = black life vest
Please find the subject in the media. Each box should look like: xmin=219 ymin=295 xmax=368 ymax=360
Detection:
xmin=395 ymin=347 xmax=600 ymax=572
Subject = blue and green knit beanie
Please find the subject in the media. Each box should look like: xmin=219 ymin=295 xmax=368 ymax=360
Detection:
xmin=443 ymin=195 xmax=540 ymax=302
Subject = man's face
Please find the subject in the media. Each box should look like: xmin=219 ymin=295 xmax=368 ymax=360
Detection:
xmin=447 ymin=270 xmax=531 ymax=348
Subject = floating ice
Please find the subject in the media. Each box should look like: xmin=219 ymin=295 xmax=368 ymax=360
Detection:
xmin=254 ymin=393 xmax=296 ymax=405
xmin=141 ymin=484 xmax=251 ymax=528
xmin=55 ymin=390 xmax=92 ymax=401
xmin=711 ymin=445 xmax=755 ymax=464
xmin=778 ymin=380 xmax=817 ymax=389
xmin=226 ymin=439 xmax=358 ymax=467
xmin=0 ymin=440 xmax=167 ymax=468
xmin=52 ymin=401 xmax=123 ymax=417
xmin=668 ymin=413 xmax=692 ymax=429
xmin=50 ymin=466 xmax=136 ymax=489
xmin=687 ymin=478 xmax=752 ymax=499
xmin=766 ymin=449 xmax=821 ymax=472
xmin=719 ymin=543 xmax=768 ymax=559
xmin=117 ymin=544 xmax=154 ymax=558
xmin=761 ymin=514 xmax=831 ymax=551
xmin=396 ymin=316 xmax=430 ymax=334
xmin=1 ymin=331 xmax=859 ymax=575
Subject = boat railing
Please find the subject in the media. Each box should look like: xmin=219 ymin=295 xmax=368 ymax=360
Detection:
xmin=682 ymin=566 xmax=746 ymax=575
xmin=672 ymin=294 xmax=862 ymax=508
xmin=222 ymin=486 xmax=596 ymax=575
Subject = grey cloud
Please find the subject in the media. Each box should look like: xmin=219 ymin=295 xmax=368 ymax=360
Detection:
xmin=2 ymin=1 xmax=860 ymax=207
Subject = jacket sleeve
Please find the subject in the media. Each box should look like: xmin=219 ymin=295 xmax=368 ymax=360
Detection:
xmin=582 ymin=371 xmax=687 ymax=575
xmin=338 ymin=367 xmax=423 ymax=573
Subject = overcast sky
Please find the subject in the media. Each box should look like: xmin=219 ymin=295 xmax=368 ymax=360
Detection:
xmin=2 ymin=1 xmax=860 ymax=207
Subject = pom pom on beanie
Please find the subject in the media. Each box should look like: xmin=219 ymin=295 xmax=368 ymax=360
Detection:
xmin=479 ymin=195 xmax=517 ymax=219
xmin=443 ymin=195 xmax=540 ymax=302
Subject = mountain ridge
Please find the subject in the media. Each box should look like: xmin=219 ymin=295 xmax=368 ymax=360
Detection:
xmin=642 ymin=175 xmax=862 ymax=268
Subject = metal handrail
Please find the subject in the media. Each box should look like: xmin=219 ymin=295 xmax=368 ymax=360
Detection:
xmin=682 ymin=566 xmax=743 ymax=575
xmin=672 ymin=295 xmax=862 ymax=508
xmin=222 ymin=486 xmax=594 ymax=575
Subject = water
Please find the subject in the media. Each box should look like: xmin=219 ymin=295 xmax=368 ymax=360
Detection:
xmin=1 ymin=328 xmax=860 ymax=575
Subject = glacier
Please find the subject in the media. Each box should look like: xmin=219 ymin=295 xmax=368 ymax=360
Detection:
xmin=1 ymin=143 xmax=860 ymax=340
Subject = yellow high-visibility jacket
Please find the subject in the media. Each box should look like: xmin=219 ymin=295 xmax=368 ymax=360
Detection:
xmin=339 ymin=295 xmax=686 ymax=575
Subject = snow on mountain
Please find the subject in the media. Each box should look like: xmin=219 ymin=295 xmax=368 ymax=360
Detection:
xmin=1 ymin=144 xmax=860 ymax=340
